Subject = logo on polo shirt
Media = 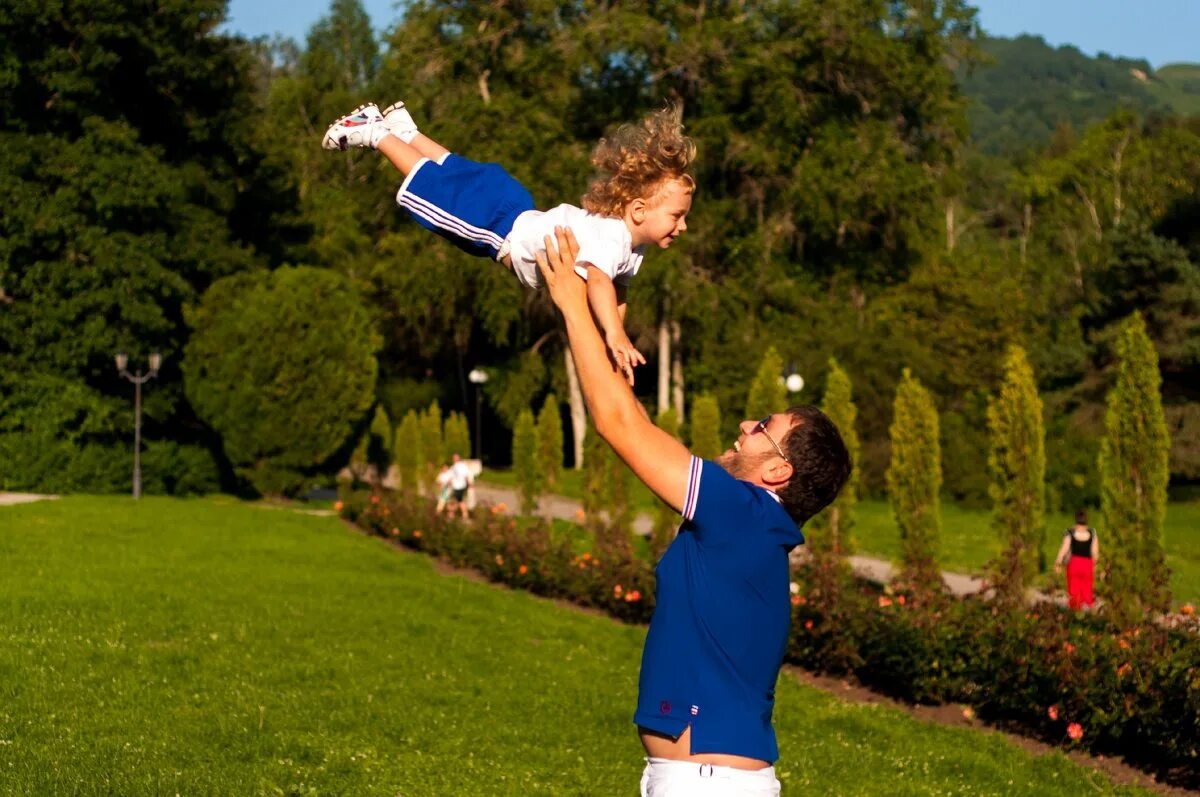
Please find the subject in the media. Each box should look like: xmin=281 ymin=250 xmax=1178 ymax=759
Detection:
xmin=659 ymin=700 xmax=671 ymax=714
xmin=690 ymin=705 xmax=699 ymax=716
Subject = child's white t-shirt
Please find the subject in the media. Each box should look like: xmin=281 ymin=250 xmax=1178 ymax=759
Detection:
xmin=504 ymin=204 xmax=644 ymax=289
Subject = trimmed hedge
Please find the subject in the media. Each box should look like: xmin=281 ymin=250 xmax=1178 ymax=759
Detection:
xmin=341 ymin=488 xmax=1200 ymax=789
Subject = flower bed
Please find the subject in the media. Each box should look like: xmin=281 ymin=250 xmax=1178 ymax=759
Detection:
xmin=340 ymin=487 xmax=1199 ymax=788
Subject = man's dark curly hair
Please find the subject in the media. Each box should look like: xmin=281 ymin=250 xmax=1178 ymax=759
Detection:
xmin=776 ymin=405 xmax=852 ymax=525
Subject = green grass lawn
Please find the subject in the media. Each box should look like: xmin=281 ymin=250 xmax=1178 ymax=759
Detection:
xmin=483 ymin=469 xmax=1200 ymax=604
xmin=0 ymin=496 xmax=1156 ymax=795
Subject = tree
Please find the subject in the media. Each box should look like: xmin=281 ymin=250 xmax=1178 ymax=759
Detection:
xmin=886 ymin=369 xmax=944 ymax=596
xmin=182 ymin=266 xmax=379 ymax=496
xmin=536 ymin=394 xmax=564 ymax=488
xmin=512 ymin=408 xmax=541 ymax=515
xmin=650 ymin=408 xmax=681 ymax=561
xmin=1100 ymin=313 xmax=1171 ymax=621
xmin=394 ymin=410 xmax=422 ymax=491
xmin=986 ymin=346 xmax=1046 ymax=607
xmin=745 ymin=347 xmax=787 ymax=423
xmin=689 ymin=394 xmax=723 ymax=461
xmin=421 ymin=401 xmax=444 ymax=476
xmin=808 ymin=360 xmax=860 ymax=567
xmin=443 ymin=412 xmax=472 ymax=463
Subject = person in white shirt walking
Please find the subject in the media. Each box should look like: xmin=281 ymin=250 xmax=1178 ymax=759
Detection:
xmin=446 ymin=453 xmax=474 ymax=520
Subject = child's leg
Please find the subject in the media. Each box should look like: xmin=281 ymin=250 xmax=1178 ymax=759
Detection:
xmin=377 ymin=134 xmax=452 ymax=176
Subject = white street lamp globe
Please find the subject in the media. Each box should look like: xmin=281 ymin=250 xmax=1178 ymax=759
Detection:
xmin=468 ymin=368 xmax=489 ymax=384
xmin=785 ymin=374 xmax=805 ymax=393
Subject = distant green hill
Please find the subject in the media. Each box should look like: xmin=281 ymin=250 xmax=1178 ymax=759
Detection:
xmin=959 ymin=35 xmax=1200 ymax=155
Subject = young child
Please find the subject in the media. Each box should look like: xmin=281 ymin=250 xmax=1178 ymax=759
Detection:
xmin=322 ymin=101 xmax=695 ymax=385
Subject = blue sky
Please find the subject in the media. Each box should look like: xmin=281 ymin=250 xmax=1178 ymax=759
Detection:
xmin=223 ymin=0 xmax=1198 ymax=68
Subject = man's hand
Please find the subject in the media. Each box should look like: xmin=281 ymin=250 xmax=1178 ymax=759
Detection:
xmin=536 ymin=227 xmax=586 ymax=313
xmin=606 ymin=331 xmax=645 ymax=386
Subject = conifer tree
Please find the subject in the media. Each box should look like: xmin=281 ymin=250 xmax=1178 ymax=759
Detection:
xmin=1100 ymin=313 xmax=1171 ymax=621
xmin=808 ymin=360 xmax=860 ymax=564
xmin=512 ymin=408 xmax=541 ymax=515
xmin=886 ymin=369 xmax=943 ymax=596
xmin=745 ymin=347 xmax=788 ymax=422
xmin=443 ymin=411 xmax=471 ymax=462
xmin=536 ymin=394 xmax=564 ymax=488
xmin=690 ymin=394 xmax=723 ymax=461
xmin=650 ymin=408 xmax=681 ymax=560
xmin=986 ymin=345 xmax=1046 ymax=606
xmin=395 ymin=410 xmax=422 ymax=492
xmin=421 ymin=401 xmax=444 ymax=476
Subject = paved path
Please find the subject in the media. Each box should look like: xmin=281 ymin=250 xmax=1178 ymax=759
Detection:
xmin=0 ymin=493 xmax=57 ymax=506
xmin=473 ymin=482 xmax=1007 ymax=599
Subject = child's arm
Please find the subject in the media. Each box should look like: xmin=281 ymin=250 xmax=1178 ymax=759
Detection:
xmin=584 ymin=266 xmax=645 ymax=385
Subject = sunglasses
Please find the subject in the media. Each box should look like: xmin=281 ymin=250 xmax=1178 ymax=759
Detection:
xmin=750 ymin=416 xmax=791 ymax=464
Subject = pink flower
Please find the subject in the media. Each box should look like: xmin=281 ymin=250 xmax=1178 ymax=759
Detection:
xmin=1116 ymin=662 xmax=1132 ymax=679
xmin=412 ymin=530 xmax=422 ymax=539
xmin=804 ymin=620 xmax=814 ymax=631
xmin=494 ymin=554 xmax=504 ymax=566
xmin=613 ymin=584 xmax=624 ymax=597
xmin=962 ymin=707 xmax=975 ymax=721
xmin=333 ymin=501 xmax=344 ymax=512
xmin=1063 ymin=642 xmax=1076 ymax=655
xmin=518 ymin=564 xmax=528 ymax=575
xmin=370 ymin=494 xmax=380 ymax=504
xmin=1067 ymin=723 xmax=1083 ymax=741
xmin=625 ymin=590 xmax=641 ymax=602
xmin=1047 ymin=705 xmax=1059 ymax=721
xmin=878 ymin=596 xmax=893 ymax=608
xmin=896 ymin=595 xmax=907 ymax=606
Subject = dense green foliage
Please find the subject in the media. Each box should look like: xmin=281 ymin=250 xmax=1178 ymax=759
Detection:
xmin=443 ymin=411 xmax=471 ymax=462
xmin=808 ymin=359 xmax=860 ymax=560
xmin=3 ymin=0 xmax=1198 ymax=515
xmin=986 ymin=346 xmax=1047 ymax=605
xmin=959 ymin=36 xmax=1200 ymax=155
xmin=182 ymin=266 xmax=379 ymax=495
xmin=1100 ymin=314 xmax=1172 ymax=622
xmin=649 ymin=408 xmax=681 ymax=561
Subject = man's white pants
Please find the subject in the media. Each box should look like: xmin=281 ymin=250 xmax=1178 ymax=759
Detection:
xmin=640 ymin=757 xmax=782 ymax=796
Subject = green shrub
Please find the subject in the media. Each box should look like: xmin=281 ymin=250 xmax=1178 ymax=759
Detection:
xmin=536 ymin=394 xmax=564 ymax=487
xmin=886 ymin=369 xmax=943 ymax=597
xmin=183 ymin=266 xmax=379 ymax=496
xmin=745 ymin=346 xmax=786 ymax=422
xmin=512 ymin=408 xmax=541 ymax=515
xmin=649 ymin=408 xmax=681 ymax=561
xmin=689 ymin=393 xmax=722 ymax=461
xmin=443 ymin=411 xmax=472 ymax=462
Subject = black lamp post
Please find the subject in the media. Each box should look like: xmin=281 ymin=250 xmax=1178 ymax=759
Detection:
xmin=115 ymin=352 xmax=162 ymax=499
xmin=467 ymin=368 xmax=489 ymax=460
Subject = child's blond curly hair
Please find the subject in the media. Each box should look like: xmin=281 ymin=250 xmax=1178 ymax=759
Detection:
xmin=581 ymin=104 xmax=696 ymax=218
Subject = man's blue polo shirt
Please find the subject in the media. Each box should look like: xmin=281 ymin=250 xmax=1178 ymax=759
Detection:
xmin=634 ymin=456 xmax=803 ymax=763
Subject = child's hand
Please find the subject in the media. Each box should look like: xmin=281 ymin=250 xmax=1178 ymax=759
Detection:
xmin=606 ymin=332 xmax=645 ymax=386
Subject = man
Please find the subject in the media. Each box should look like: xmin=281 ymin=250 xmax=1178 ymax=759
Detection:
xmin=535 ymin=228 xmax=851 ymax=796
xmin=447 ymin=453 xmax=474 ymax=520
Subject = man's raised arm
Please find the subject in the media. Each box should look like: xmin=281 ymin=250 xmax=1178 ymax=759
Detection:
xmin=536 ymin=228 xmax=693 ymax=514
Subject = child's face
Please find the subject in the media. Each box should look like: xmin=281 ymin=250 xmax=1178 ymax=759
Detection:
xmin=633 ymin=179 xmax=693 ymax=249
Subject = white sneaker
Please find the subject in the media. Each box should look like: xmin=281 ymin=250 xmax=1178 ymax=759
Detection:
xmin=322 ymin=103 xmax=386 ymax=150
xmin=381 ymin=100 xmax=419 ymax=143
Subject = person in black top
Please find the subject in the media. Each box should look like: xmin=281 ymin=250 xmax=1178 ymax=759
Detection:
xmin=1054 ymin=510 xmax=1100 ymax=610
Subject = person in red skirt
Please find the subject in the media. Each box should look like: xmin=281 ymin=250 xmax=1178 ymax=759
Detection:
xmin=1054 ymin=510 xmax=1100 ymax=610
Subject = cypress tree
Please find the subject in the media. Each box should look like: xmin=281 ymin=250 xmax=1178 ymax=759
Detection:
xmin=443 ymin=411 xmax=471 ymax=462
xmin=690 ymin=394 xmax=723 ymax=461
xmin=421 ymin=401 xmax=444 ymax=481
xmin=986 ymin=345 xmax=1046 ymax=607
xmin=808 ymin=360 xmax=860 ymax=562
xmin=536 ymin=393 xmax=564 ymax=488
xmin=1100 ymin=312 xmax=1171 ymax=621
xmin=512 ymin=408 xmax=542 ymax=515
xmin=395 ymin=410 xmax=423 ymax=492
xmin=745 ymin=347 xmax=788 ymax=422
xmin=886 ymin=369 xmax=943 ymax=596
xmin=650 ymin=408 xmax=681 ymax=560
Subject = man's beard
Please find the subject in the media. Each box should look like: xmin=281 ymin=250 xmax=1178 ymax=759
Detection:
xmin=716 ymin=449 xmax=773 ymax=480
